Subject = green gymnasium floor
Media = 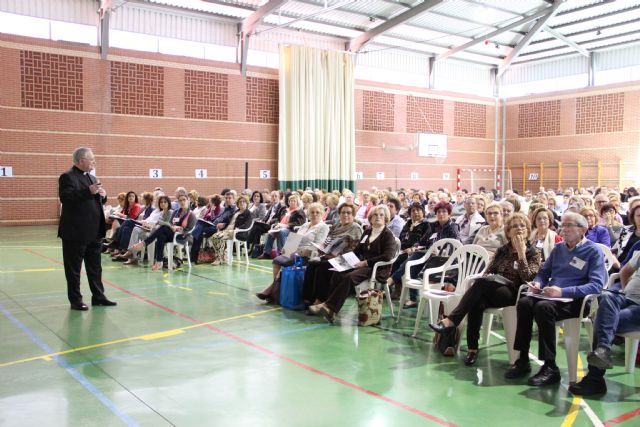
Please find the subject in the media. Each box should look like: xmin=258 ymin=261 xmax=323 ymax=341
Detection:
xmin=1 ymin=226 xmax=638 ymax=427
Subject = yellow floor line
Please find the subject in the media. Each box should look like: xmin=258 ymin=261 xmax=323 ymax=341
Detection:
xmin=0 ymin=307 xmax=281 ymax=368
xmin=560 ymin=354 xmax=585 ymax=427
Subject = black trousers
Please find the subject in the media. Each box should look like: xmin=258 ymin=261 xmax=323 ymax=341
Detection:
xmin=246 ymin=222 xmax=270 ymax=245
xmin=324 ymin=267 xmax=372 ymax=313
xmin=62 ymin=239 xmax=107 ymax=305
xmin=514 ymin=296 xmax=584 ymax=362
xmin=446 ymin=280 xmax=517 ymax=349
xmin=144 ymin=226 xmax=176 ymax=262
xmin=302 ymin=260 xmax=335 ymax=304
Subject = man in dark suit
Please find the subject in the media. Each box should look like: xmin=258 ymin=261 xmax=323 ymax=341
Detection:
xmin=58 ymin=147 xmax=116 ymax=311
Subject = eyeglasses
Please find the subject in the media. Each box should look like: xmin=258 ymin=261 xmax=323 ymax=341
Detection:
xmin=536 ymin=217 xmax=549 ymax=222
xmin=561 ymin=223 xmax=578 ymax=228
xmin=510 ymin=223 xmax=527 ymax=229
xmin=340 ymin=211 xmax=353 ymax=215
xmin=486 ymin=211 xmax=500 ymax=216
xmin=371 ymin=213 xmax=386 ymax=217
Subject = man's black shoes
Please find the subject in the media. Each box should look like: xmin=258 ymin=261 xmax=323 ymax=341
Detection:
xmin=587 ymin=347 xmax=613 ymax=370
xmin=91 ymin=298 xmax=117 ymax=307
xmin=569 ymin=375 xmax=607 ymax=395
xmin=528 ymin=365 xmax=561 ymax=386
xmin=70 ymin=302 xmax=89 ymax=311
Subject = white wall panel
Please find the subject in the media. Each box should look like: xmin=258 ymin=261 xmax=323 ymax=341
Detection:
xmin=501 ymin=55 xmax=589 ymax=85
xmin=0 ymin=0 xmax=96 ymax=25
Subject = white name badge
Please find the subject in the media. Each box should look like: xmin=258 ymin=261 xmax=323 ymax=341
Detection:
xmin=569 ymin=256 xmax=586 ymax=270
xmin=536 ymin=240 xmax=544 ymax=249
xmin=429 ymin=233 xmax=438 ymax=240
xmin=360 ymin=235 xmax=369 ymax=244
xmin=489 ymin=234 xmax=497 ymax=241
xmin=513 ymin=261 xmax=519 ymax=269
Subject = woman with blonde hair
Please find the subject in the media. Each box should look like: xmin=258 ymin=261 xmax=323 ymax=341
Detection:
xmin=529 ymin=207 xmax=562 ymax=262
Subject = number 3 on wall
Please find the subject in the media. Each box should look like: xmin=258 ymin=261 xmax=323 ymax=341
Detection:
xmin=149 ymin=169 xmax=163 ymax=179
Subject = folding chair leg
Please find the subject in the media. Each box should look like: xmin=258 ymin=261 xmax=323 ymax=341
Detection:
xmin=625 ymin=337 xmax=639 ymax=373
xmin=562 ymin=319 xmax=581 ymax=384
xmin=481 ymin=313 xmax=494 ymax=346
xmin=501 ymin=306 xmax=519 ymax=365
xmin=412 ymin=298 xmax=426 ymax=337
xmin=384 ymin=282 xmax=395 ymax=318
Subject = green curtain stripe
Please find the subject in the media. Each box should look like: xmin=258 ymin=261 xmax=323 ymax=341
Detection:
xmin=279 ymin=180 xmax=355 ymax=193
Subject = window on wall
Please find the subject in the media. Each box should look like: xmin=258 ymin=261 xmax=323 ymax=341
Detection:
xmin=500 ymin=74 xmax=588 ymax=98
xmin=595 ymin=66 xmax=640 ymax=86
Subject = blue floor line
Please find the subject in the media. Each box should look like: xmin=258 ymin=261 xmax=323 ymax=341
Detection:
xmin=0 ymin=303 xmax=140 ymax=427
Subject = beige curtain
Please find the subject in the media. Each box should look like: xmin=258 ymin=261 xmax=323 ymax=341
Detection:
xmin=278 ymin=45 xmax=355 ymax=191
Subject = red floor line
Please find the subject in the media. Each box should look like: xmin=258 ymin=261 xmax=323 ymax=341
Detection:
xmin=603 ymin=408 xmax=640 ymax=426
xmin=28 ymin=249 xmax=457 ymax=426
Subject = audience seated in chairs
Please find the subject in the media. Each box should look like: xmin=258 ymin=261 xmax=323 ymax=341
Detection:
xmin=209 ymin=195 xmax=252 ymax=265
xmin=308 ymin=205 xmax=396 ymax=323
xmin=105 ymin=191 xmax=141 ymax=255
xmin=249 ymin=190 xmax=267 ymax=220
xmin=505 ymin=211 xmax=606 ymax=386
xmin=600 ymin=202 xmax=624 ymax=245
xmin=104 ymin=192 xmax=126 ymax=238
xmin=386 ymin=197 xmax=406 ymax=238
xmin=246 ymin=190 xmax=287 ymax=253
xmin=389 ymin=202 xmax=430 ymax=297
xmin=581 ymin=206 xmax=611 ymax=247
xmin=257 ymin=193 xmax=306 ymax=259
xmin=110 ymin=191 xmax=154 ymax=261
xmin=323 ymin=193 xmax=340 ymax=225
xmin=189 ymin=192 xmax=235 ymax=262
xmin=301 ymin=203 xmax=363 ymax=308
xmin=570 ymin=245 xmax=640 ymax=395
xmin=529 ymin=207 xmax=562 ymax=263
xmin=471 ymin=202 xmax=507 ymax=262
xmin=121 ymin=194 xmax=172 ymax=265
xmin=132 ymin=193 xmax=196 ymax=271
xmin=257 ymin=203 xmax=330 ymax=301
xmin=387 ymin=201 xmax=460 ymax=308
xmin=192 ymin=196 xmax=208 ymax=219
xmin=429 ymin=213 xmax=542 ymax=366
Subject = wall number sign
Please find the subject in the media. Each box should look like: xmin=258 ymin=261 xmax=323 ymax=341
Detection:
xmin=149 ymin=169 xmax=163 ymax=179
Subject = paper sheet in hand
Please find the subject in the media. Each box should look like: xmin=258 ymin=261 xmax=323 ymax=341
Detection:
xmin=328 ymin=251 xmax=360 ymax=272
xmin=525 ymin=292 xmax=573 ymax=303
xmin=312 ymin=237 xmax=346 ymax=256
xmin=281 ymin=232 xmax=303 ymax=258
xmin=198 ymin=218 xmax=215 ymax=226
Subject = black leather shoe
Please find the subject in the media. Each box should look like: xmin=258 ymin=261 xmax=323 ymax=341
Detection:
xmin=587 ymin=347 xmax=613 ymax=370
xmin=91 ymin=298 xmax=117 ymax=306
xmin=256 ymin=292 xmax=268 ymax=301
xmin=256 ymin=253 xmax=271 ymax=260
xmin=568 ymin=375 xmax=607 ymax=395
xmin=464 ymin=351 xmax=478 ymax=366
xmin=504 ymin=361 xmax=532 ymax=379
xmin=70 ymin=302 xmax=89 ymax=311
xmin=428 ymin=321 xmax=454 ymax=334
xmin=527 ymin=365 xmax=561 ymax=386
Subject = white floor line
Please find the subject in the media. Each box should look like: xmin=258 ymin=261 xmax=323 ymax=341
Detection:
xmin=488 ymin=330 xmax=603 ymax=426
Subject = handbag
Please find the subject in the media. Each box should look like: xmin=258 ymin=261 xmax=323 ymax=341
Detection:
xmin=279 ymin=256 xmax=306 ymax=310
xmin=357 ymin=289 xmax=384 ymax=326
xmin=434 ymin=327 xmax=461 ymax=357
xmin=198 ymin=247 xmax=214 ymax=263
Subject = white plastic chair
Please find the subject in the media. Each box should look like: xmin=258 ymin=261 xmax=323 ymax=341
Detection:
xmin=481 ymin=284 xmax=529 ymax=365
xmin=620 ymin=331 xmax=640 ymax=373
xmin=226 ymin=220 xmax=254 ymax=265
xmin=596 ymin=243 xmax=616 ymax=274
xmin=167 ymin=231 xmax=192 ymax=270
xmin=355 ymin=237 xmax=401 ymax=318
xmin=396 ymin=238 xmax=462 ymax=323
xmin=413 ymin=244 xmax=490 ymax=337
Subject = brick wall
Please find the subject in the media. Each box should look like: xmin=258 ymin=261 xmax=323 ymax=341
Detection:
xmin=506 ymin=86 xmax=639 ymax=193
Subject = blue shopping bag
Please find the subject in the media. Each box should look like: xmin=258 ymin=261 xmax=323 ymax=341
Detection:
xmin=279 ymin=256 xmax=306 ymax=310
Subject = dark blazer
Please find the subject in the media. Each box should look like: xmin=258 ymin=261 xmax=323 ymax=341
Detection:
xmin=287 ymin=209 xmax=307 ymax=231
xmin=263 ymin=202 xmax=287 ymax=225
xmin=354 ymin=227 xmax=397 ymax=281
xmin=58 ymin=166 xmax=106 ymax=242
